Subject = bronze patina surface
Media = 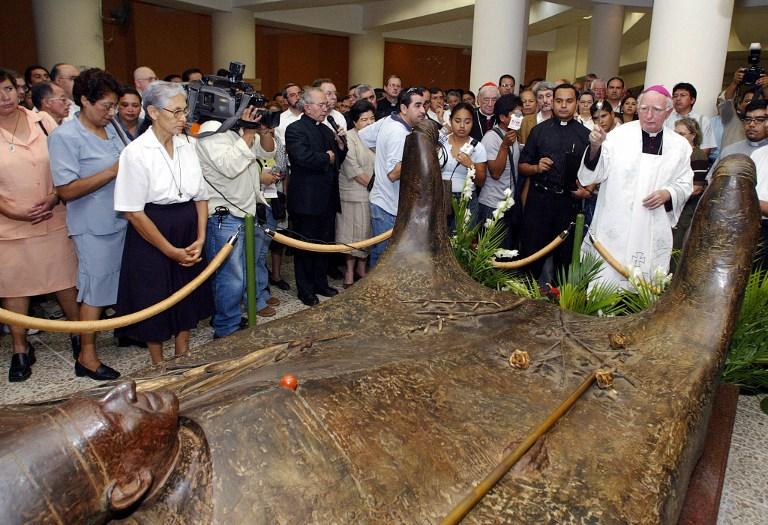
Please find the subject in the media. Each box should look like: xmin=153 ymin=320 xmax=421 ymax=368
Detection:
xmin=0 ymin=121 xmax=760 ymax=524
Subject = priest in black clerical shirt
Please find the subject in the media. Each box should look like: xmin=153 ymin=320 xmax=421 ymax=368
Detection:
xmin=518 ymin=83 xmax=592 ymax=282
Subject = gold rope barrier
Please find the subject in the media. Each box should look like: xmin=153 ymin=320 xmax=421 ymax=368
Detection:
xmin=588 ymin=233 xmax=630 ymax=278
xmin=268 ymin=228 xmax=392 ymax=253
xmin=491 ymin=229 xmax=571 ymax=269
xmin=438 ymin=371 xmax=597 ymax=525
xmin=0 ymin=234 xmax=237 ymax=333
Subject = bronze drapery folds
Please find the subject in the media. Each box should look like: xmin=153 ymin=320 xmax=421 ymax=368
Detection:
xmin=0 ymin=117 xmax=759 ymax=524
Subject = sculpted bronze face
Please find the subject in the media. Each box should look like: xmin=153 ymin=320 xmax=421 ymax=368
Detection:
xmin=0 ymin=382 xmax=179 ymax=525
xmin=98 ymin=382 xmax=180 ymax=510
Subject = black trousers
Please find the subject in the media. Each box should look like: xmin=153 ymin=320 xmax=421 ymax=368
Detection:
xmin=519 ymin=186 xmax=577 ymax=280
xmin=758 ymin=220 xmax=768 ymax=272
xmin=291 ymin=210 xmax=336 ymax=297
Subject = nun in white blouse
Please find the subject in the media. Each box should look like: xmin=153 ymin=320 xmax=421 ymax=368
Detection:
xmin=113 ymin=81 xmax=212 ymax=365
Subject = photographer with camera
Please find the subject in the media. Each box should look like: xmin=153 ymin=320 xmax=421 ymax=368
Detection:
xmin=196 ymin=104 xmax=279 ymax=338
xmin=718 ymin=44 xmax=768 ymax=150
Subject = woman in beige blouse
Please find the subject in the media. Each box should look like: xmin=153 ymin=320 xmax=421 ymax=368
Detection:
xmin=336 ymin=100 xmax=375 ymax=287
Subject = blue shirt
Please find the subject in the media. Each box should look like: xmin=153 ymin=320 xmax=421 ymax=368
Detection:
xmin=49 ymin=115 xmax=127 ymax=236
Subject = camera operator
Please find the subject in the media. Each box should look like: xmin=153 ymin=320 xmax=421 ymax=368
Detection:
xmin=722 ymin=69 xmax=768 ymax=112
xmin=196 ymin=106 xmax=280 ymax=339
xmin=717 ymin=67 xmax=768 ymax=152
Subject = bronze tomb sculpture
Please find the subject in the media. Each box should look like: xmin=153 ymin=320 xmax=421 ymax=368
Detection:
xmin=0 ymin=121 xmax=760 ymax=524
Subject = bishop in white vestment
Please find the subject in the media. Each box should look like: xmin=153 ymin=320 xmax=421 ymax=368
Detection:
xmin=578 ymin=85 xmax=693 ymax=290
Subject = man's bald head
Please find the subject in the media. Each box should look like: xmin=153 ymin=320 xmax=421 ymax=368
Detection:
xmin=134 ymin=66 xmax=157 ymax=93
xmin=51 ymin=63 xmax=79 ymax=99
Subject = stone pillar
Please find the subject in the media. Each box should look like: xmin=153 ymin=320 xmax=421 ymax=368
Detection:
xmin=645 ymin=0 xmax=734 ymax=116
xmin=349 ymin=32 xmax=385 ymax=88
xmin=586 ymin=3 xmax=624 ymax=80
xmin=212 ymin=8 xmax=256 ymax=79
xmin=33 ymin=0 xmax=105 ymax=68
xmin=470 ymin=0 xmax=530 ymax=93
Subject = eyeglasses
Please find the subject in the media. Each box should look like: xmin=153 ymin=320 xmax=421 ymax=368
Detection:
xmin=308 ymin=102 xmax=329 ymax=109
xmin=95 ymin=101 xmax=118 ymax=112
xmin=57 ymin=76 xmax=78 ymax=81
xmin=138 ymin=77 xmax=158 ymax=83
xmin=742 ymin=116 xmax=767 ymax=124
xmin=162 ymin=107 xmax=189 ymax=119
xmin=637 ymin=105 xmax=668 ymax=115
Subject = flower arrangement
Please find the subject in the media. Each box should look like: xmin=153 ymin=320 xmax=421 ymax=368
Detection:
xmin=449 ymin=185 xmax=765 ymax=400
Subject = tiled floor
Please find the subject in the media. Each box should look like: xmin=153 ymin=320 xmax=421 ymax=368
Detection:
xmin=1 ymin=268 xmax=766 ymax=524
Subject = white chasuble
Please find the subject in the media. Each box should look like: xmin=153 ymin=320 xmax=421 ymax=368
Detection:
xmin=578 ymin=121 xmax=693 ymax=289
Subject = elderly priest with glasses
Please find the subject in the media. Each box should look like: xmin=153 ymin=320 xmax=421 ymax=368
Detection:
xmin=578 ymin=85 xmax=693 ymax=289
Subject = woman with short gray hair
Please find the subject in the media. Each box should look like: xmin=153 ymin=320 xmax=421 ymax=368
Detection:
xmin=113 ymin=81 xmax=212 ymax=365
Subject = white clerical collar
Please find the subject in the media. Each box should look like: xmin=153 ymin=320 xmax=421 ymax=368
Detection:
xmin=647 ymin=130 xmax=661 ymax=137
xmin=749 ymin=138 xmax=768 ymax=147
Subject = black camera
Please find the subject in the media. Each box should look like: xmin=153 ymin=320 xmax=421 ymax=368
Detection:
xmin=742 ymin=43 xmax=765 ymax=86
xmin=187 ymin=61 xmax=281 ymax=130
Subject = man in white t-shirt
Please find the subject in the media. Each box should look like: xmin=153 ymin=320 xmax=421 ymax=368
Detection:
xmin=360 ymin=87 xmax=426 ymax=267
xmin=664 ymin=82 xmax=717 ymax=155
xmin=275 ymin=83 xmax=302 ymax=146
xmin=480 ymin=94 xmax=523 ymax=249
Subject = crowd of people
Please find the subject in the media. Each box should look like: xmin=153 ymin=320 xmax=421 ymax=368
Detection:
xmin=1 ymin=61 xmax=767 ymax=384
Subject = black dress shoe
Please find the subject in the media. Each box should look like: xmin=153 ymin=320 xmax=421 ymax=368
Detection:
xmin=70 ymin=335 xmax=81 ymax=360
xmin=75 ymin=361 xmax=121 ymax=381
xmin=269 ymin=278 xmax=291 ymax=291
xmin=316 ymin=286 xmax=338 ymax=298
xmin=298 ymin=294 xmax=319 ymax=306
xmin=9 ymin=351 xmax=34 ymax=382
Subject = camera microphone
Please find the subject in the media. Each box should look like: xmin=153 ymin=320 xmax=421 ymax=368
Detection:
xmin=327 ymin=115 xmax=346 ymax=146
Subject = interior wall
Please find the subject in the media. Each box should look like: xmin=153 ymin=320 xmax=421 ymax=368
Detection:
xmin=0 ymin=0 xmax=39 ymax=74
xmin=524 ymin=52 xmax=548 ymax=87
xmin=384 ymin=42 xmax=471 ymax=90
xmin=254 ymin=25 xmax=349 ymax=99
xmin=129 ymin=2 xmax=212 ymax=83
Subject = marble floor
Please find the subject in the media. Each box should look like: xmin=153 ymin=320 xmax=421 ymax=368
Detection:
xmin=1 ymin=268 xmax=766 ymax=524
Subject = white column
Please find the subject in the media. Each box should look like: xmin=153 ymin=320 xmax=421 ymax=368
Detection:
xmin=586 ymin=3 xmax=624 ymax=80
xmin=349 ymin=32 xmax=385 ymax=88
xmin=33 ymin=0 xmax=104 ymax=68
xmin=470 ymin=0 xmax=530 ymax=93
xmin=212 ymin=9 xmax=256 ymax=79
xmin=645 ymin=0 xmax=734 ymax=116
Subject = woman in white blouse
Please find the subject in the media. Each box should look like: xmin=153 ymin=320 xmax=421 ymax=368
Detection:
xmin=437 ymin=102 xmax=488 ymax=231
xmin=113 ymin=81 xmax=212 ymax=364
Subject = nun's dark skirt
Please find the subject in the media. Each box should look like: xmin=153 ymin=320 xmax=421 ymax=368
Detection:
xmin=116 ymin=201 xmax=213 ymax=342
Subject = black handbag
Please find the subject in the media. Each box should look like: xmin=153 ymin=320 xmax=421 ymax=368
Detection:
xmin=271 ymin=191 xmax=287 ymax=220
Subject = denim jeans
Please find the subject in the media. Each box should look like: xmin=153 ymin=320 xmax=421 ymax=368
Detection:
xmin=205 ymin=213 xmax=275 ymax=338
xmin=206 ymin=214 xmax=246 ymax=338
xmin=369 ymin=203 xmax=396 ymax=268
xmin=254 ymin=213 xmax=276 ymax=308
